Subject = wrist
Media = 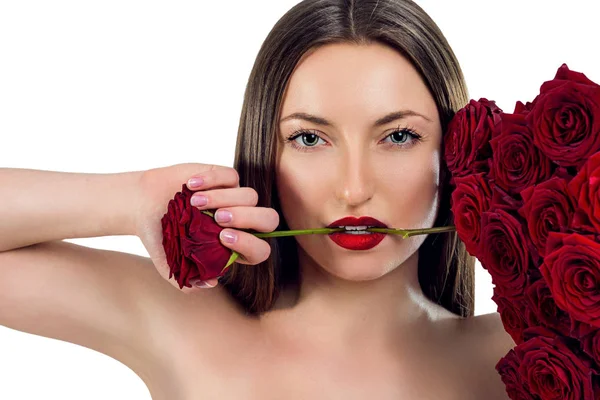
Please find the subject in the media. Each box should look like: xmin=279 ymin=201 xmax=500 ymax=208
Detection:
xmin=102 ymin=169 xmax=144 ymax=237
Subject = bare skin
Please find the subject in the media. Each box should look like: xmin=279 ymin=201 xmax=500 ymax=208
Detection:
xmin=0 ymin=43 xmax=516 ymax=399
xmin=126 ymin=257 xmax=514 ymax=400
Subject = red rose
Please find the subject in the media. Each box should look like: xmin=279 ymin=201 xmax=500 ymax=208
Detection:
xmin=489 ymin=112 xmax=554 ymax=196
xmin=478 ymin=209 xmax=533 ymax=297
xmin=527 ymin=64 xmax=600 ymax=167
xmin=552 ymin=63 xmax=600 ymax=88
xmin=496 ymin=349 xmax=536 ymax=400
xmin=161 ymin=184 xmax=232 ymax=288
xmin=568 ymin=151 xmax=600 ymax=233
xmin=579 ymin=328 xmax=600 ymax=367
xmin=571 ymin=319 xmax=598 ymax=341
xmin=541 ymin=232 xmax=600 ymax=328
xmin=524 ymin=278 xmax=573 ymax=338
xmin=492 ymin=288 xmax=528 ymax=345
xmin=513 ymin=100 xmax=533 ymax=115
xmin=444 ymin=98 xmax=502 ymax=184
xmin=519 ymin=176 xmax=576 ymax=258
xmin=489 ymin=183 xmax=524 ymax=213
xmin=516 ymin=326 xmax=597 ymax=400
xmin=450 ymin=173 xmax=492 ymax=257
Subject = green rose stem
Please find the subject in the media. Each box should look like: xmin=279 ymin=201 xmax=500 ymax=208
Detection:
xmin=200 ymin=211 xmax=456 ymax=273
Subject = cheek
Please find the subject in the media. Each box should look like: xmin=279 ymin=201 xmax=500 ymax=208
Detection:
xmin=384 ymin=153 xmax=440 ymax=227
xmin=275 ymin=159 xmax=325 ymax=229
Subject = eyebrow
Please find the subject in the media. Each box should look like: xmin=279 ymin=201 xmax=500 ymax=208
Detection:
xmin=279 ymin=109 xmax=433 ymax=127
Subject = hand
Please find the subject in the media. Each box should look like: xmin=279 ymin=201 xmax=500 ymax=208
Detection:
xmin=134 ymin=163 xmax=280 ymax=293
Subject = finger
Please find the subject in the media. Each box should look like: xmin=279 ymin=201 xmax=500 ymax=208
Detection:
xmin=203 ymin=278 xmax=219 ymax=287
xmin=170 ymin=275 xmax=220 ymax=293
xmin=219 ymin=228 xmax=272 ymax=266
xmin=214 ymin=206 xmax=279 ymax=233
xmin=189 ymin=277 xmax=219 ymax=289
xmin=190 ymin=187 xmax=259 ymax=209
xmin=187 ymin=166 xmax=240 ymax=191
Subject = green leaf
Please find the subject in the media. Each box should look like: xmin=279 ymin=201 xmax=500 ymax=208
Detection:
xmin=221 ymin=251 xmax=239 ymax=273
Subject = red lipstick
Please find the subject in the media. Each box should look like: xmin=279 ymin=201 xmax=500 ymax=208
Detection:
xmin=326 ymin=216 xmax=388 ymax=251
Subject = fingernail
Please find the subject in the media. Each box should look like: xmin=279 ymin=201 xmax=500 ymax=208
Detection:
xmin=187 ymin=177 xmax=204 ymax=189
xmin=191 ymin=195 xmax=208 ymax=207
xmin=216 ymin=210 xmax=232 ymax=223
xmin=220 ymin=230 xmax=237 ymax=243
xmin=191 ymin=279 xmax=215 ymax=288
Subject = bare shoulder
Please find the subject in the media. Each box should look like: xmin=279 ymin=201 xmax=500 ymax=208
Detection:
xmin=474 ymin=312 xmax=516 ymax=353
xmin=132 ymin=258 xmax=255 ymax=384
xmin=128 ymin=251 xmax=252 ymax=347
xmin=460 ymin=312 xmax=515 ymax=400
xmin=86 ymin=249 xmax=253 ymax=396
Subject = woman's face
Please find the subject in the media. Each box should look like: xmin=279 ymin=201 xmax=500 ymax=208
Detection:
xmin=275 ymin=42 xmax=443 ymax=281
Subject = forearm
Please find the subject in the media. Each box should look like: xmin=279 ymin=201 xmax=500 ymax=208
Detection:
xmin=0 ymin=168 xmax=143 ymax=252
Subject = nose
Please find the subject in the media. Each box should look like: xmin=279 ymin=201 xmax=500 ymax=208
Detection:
xmin=334 ymin=146 xmax=375 ymax=207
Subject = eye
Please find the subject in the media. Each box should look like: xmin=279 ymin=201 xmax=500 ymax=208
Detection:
xmin=382 ymin=127 xmax=423 ymax=148
xmin=285 ymin=126 xmax=423 ymax=152
xmin=287 ymin=131 xmax=326 ymax=151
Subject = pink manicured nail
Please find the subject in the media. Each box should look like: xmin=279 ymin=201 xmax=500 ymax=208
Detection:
xmin=191 ymin=195 xmax=208 ymax=207
xmin=187 ymin=177 xmax=204 ymax=188
xmin=191 ymin=279 xmax=215 ymax=288
xmin=216 ymin=210 xmax=232 ymax=223
xmin=220 ymin=230 xmax=237 ymax=243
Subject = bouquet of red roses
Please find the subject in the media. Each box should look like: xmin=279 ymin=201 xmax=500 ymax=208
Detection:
xmin=445 ymin=64 xmax=600 ymax=400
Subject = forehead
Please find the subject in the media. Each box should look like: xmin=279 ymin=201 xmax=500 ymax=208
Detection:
xmin=279 ymin=42 xmax=437 ymax=126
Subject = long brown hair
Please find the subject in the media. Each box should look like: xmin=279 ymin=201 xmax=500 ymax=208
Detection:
xmin=220 ymin=0 xmax=475 ymax=318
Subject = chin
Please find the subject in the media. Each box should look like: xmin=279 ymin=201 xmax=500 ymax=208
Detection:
xmin=323 ymin=263 xmax=391 ymax=282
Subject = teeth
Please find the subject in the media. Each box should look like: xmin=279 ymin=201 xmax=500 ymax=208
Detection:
xmin=335 ymin=225 xmax=373 ymax=231
xmin=345 ymin=225 xmax=368 ymax=231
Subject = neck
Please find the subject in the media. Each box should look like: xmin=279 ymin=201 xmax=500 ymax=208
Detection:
xmin=259 ymin=247 xmax=459 ymax=353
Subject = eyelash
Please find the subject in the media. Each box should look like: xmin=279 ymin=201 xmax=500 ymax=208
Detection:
xmin=284 ymin=125 xmax=424 ymax=153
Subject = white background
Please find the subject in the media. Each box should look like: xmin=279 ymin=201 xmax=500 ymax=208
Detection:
xmin=0 ymin=0 xmax=598 ymax=398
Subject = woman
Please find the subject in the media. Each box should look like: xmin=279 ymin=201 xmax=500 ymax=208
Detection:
xmin=0 ymin=0 xmax=515 ymax=398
